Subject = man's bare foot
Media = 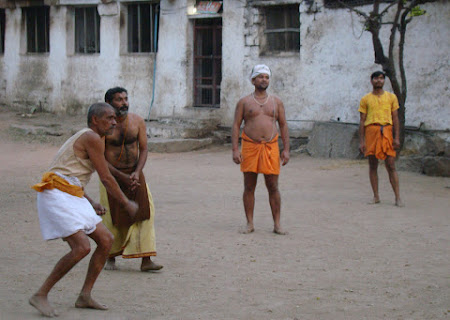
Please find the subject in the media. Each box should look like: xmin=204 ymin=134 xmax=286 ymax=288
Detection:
xmin=29 ymin=294 xmax=58 ymax=317
xmin=240 ymin=224 xmax=255 ymax=234
xmin=104 ymin=258 xmax=118 ymax=270
xmin=141 ymin=258 xmax=163 ymax=272
xmin=273 ymin=227 xmax=288 ymax=235
xmin=75 ymin=294 xmax=108 ymax=310
xmin=367 ymin=197 xmax=380 ymax=205
xmin=395 ymin=198 xmax=405 ymax=207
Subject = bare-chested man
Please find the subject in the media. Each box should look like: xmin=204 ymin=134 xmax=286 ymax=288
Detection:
xmin=232 ymin=64 xmax=290 ymax=235
xmin=30 ymin=103 xmax=138 ymax=317
xmin=100 ymin=87 xmax=162 ymax=272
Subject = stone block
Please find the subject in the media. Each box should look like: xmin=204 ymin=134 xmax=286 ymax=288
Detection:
xmin=422 ymin=156 xmax=450 ymax=177
xmin=306 ymin=122 xmax=360 ymax=158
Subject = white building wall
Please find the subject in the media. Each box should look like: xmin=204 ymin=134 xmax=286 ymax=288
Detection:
xmin=235 ymin=1 xmax=449 ymax=131
xmin=0 ymin=0 xmax=448 ymax=130
xmin=0 ymin=1 xmax=155 ymax=116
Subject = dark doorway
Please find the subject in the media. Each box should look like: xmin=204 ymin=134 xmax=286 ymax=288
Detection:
xmin=193 ymin=18 xmax=222 ymax=108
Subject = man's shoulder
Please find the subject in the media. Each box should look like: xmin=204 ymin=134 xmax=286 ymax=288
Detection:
xmin=271 ymin=94 xmax=283 ymax=104
xmin=77 ymin=128 xmax=100 ymax=143
xmin=361 ymin=92 xmax=373 ymax=100
xmin=384 ymin=91 xmax=397 ymax=99
xmin=129 ymin=112 xmax=144 ymax=121
xmin=238 ymin=94 xmax=252 ymax=103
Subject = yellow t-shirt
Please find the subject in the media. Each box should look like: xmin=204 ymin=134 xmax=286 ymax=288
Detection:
xmin=358 ymin=91 xmax=399 ymax=126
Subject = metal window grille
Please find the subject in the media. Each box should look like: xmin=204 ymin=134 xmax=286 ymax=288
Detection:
xmin=0 ymin=9 xmax=5 ymax=54
xmin=193 ymin=18 xmax=222 ymax=108
xmin=75 ymin=7 xmax=100 ymax=54
xmin=24 ymin=6 xmax=50 ymax=53
xmin=264 ymin=5 xmax=300 ymax=53
xmin=127 ymin=3 xmax=159 ymax=53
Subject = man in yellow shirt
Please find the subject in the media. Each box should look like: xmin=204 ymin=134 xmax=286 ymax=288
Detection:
xmin=358 ymin=71 xmax=404 ymax=207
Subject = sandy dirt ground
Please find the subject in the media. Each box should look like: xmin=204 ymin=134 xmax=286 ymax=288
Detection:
xmin=0 ymin=109 xmax=449 ymax=320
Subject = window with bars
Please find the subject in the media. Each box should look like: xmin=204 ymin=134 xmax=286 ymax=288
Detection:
xmin=24 ymin=6 xmax=50 ymax=53
xmin=75 ymin=7 xmax=100 ymax=54
xmin=0 ymin=9 xmax=5 ymax=54
xmin=261 ymin=5 xmax=300 ymax=54
xmin=127 ymin=3 xmax=159 ymax=53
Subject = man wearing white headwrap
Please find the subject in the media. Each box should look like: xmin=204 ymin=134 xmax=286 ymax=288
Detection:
xmin=250 ymin=64 xmax=271 ymax=81
xmin=232 ymin=64 xmax=290 ymax=235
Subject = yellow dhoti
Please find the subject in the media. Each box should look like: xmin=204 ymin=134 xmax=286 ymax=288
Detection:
xmin=99 ymin=182 xmax=156 ymax=259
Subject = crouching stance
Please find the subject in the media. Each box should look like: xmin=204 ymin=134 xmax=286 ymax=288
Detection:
xmin=29 ymin=103 xmax=138 ymax=317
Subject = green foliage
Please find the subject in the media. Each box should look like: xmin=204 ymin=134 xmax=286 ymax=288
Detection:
xmin=409 ymin=6 xmax=426 ymax=17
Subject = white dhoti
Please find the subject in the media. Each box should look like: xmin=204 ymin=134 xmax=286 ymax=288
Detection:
xmin=36 ymin=174 xmax=101 ymax=241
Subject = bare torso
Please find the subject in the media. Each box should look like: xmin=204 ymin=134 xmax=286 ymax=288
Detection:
xmin=242 ymin=94 xmax=279 ymax=142
xmin=104 ymin=113 xmax=141 ymax=169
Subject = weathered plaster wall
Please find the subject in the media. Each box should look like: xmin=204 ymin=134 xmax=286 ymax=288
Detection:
xmin=237 ymin=1 xmax=449 ymax=131
xmin=1 ymin=1 xmax=155 ymax=116
xmin=0 ymin=0 xmax=448 ymax=131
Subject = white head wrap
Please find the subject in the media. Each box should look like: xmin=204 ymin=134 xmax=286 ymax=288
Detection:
xmin=250 ymin=64 xmax=271 ymax=81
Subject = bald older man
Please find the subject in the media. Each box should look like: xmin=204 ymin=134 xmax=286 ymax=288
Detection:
xmin=30 ymin=103 xmax=138 ymax=317
xmin=231 ymin=65 xmax=290 ymax=235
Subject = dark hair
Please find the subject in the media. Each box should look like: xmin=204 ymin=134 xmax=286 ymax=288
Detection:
xmin=104 ymin=87 xmax=128 ymax=103
xmin=371 ymin=71 xmax=385 ymax=80
xmin=87 ymin=102 xmax=113 ymax=126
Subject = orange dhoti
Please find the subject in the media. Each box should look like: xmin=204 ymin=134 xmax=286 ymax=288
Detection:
xmin=240 ymin=131 xmax=280 ymax=175
xmin=364 ymin=124 xmax=396 ymax=160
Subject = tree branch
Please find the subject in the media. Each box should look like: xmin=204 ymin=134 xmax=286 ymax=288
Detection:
xmin=336 ymin=0 xmax=369 ymax=19
xmin=379 ymin=1 xmax=399 ymax=16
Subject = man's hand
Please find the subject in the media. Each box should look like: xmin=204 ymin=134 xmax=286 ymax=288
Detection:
xmin=359 ymin=142 xmax=366 ymax=154
xmin=281 ymin=150 xmax=290 ymax=166
xmin=124 ymin=200 xmax=139 ymax=220
xmin=92 ymin=202 xmax=106 ymax=216
xmin=393 ymin=138 xmax=400 ymax=150
xmin=232 ymin=150 xmax=242 ymax=164
xmin=129 ymin=171 xmax=141 ymax=191
xmin=118 ymin=172 xmax=140 ymax=191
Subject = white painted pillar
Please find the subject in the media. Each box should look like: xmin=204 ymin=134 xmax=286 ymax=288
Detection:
xmin=3 ymin=8 xmax=21 ymax=106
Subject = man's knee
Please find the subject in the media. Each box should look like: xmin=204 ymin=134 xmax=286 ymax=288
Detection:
xmin=243 ymin=174 xmax=257 ymax=193
xmin=368 ymin=157 xmax=378 ymax=170
xmin=264 ymin=177 xmax=279 ymax=194
xmin=384 ymin=156 xmax=396 ymax=171
xmin=99 ymin=230 xmax=114 ymax=250
xmin=244 ymin=184 xmax=256 ymax=193
xmin=73 ymin=240 xmax=91 ymax=260
xmin=266 ymin=184 xmax=279 ymax=195
xmin=385 ymin=161 xmax=396 ymax=173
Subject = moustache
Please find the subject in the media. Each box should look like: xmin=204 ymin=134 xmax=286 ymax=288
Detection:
xmin=116 ymin=106 xmax=128 ymax=116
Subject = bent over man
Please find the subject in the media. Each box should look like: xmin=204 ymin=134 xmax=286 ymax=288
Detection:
xmin=359 ymin=71 xmax=404 ymax=206
xmin=30 ymin=103 xmax=138 ymax=317
xmin=100 ymin=87 xmax=162 ymax=272
xmin=232 ymin=64 xmax=290 ymax=235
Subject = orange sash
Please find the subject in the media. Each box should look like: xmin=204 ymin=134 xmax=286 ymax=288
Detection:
xmin=240 ymin=131 xmax=280 ymax=175
xmin=364 ymin=124 xmax=396 ymax=160
xmin=31 ymin=172 xmax=84 ymax=197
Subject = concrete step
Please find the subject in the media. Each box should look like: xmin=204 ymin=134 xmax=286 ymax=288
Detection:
xmin=148 ymin=137 xmax=214 ymax=153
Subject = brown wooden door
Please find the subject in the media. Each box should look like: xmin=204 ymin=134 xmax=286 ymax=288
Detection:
xmin=193 ymin=18 xmax=222 ymax=108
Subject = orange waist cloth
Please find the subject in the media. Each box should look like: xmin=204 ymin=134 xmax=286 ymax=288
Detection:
xmin=31 ymin=172 xmax=84 ymax=198
xmin=240 ymin=131 xmax=280 ymax=175
xmin=364 ymin=124 xmax=396 ymax=160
